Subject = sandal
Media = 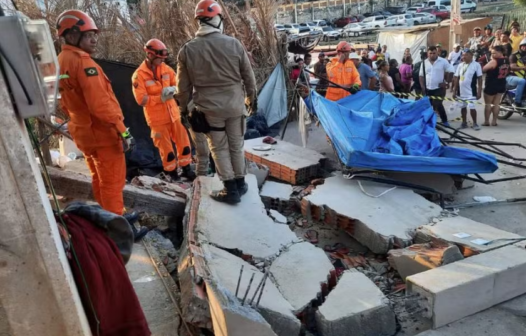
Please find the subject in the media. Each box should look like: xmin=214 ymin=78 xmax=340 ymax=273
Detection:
xmin=304 ymin=229 xmax=319 ymax=244
xmin=262 ymin=136 xmax=277 ymax=145
xmin=482 ymin=122 xmax=490 ymax=126
xmin=491 ymin=123 xmax=498 ymax=126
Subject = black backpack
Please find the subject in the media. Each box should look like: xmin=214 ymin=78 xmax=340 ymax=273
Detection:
xmin=412 ymin=61 xmax=421 ymax=84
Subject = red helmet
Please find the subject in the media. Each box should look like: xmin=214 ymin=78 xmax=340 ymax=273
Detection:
xmin=144 ymin=39 xmax=168 ymax=59
xmin=195 ymin=0 xmax=222 ymax=19
xmin=56 ymin=10 xmax=98 ymax=37
xmin=336 ymin=41 xmax=352 ymax=53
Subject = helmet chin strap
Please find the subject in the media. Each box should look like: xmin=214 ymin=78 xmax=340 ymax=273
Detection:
xmin=200 ymin=15 xmax=224 ymax=32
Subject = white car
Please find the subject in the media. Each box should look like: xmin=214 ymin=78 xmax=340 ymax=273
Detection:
xmin=444 ymin=0 xmax=477 ymax=13
xmin=407 ymin=4 xmax=426 ymax=13
xmin=299 ymin=22 xmax=324 ymax=32
xmin=312 ymin=20 xmax=328 ymax=27
xmin=342 ymin=23 xmax=367 ymax=37
xmin=392 ymin=14 xmax=415 ymax=26
xmin=361 ymin=15 xmax=396 ymax=29
xmin=413 ymin=13 xmax=437 ymax=24
xmin=321 ymin=26 xmax=341 ymax=41
xmin=274 ymin=24 xmax=286 ymax=32
xmin=283 ymin=23 xmax=300 ymax=35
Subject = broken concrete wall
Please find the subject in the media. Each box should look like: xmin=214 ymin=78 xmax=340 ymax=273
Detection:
xmin=407 ymin=244 xmax=526 ymax=328
xmin=303 ymin=173 xmax=442 ymax=254
xmin=316 ymin=271 xmax=396 ymax=336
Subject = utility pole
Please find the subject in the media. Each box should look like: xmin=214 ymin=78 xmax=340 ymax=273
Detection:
xmin=450 ymin=0 xmax=461 ymax=53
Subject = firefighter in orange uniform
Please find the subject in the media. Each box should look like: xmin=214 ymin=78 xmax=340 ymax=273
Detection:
xmin=325 ymin=41 xmax=362 ymax=101
xmin=56 ymin=10 xmax=147 ymax=239
xmin=132 ymin=39 xmax=195 ymax=181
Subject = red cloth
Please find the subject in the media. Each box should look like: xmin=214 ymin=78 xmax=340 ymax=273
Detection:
xmin=62 ymin=213 xmax=151 ymax=336
xmin=290 ymin=68 xmax=301 ymax=82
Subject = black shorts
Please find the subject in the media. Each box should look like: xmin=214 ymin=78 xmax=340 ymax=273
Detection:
xmin=483 ymin=87 xmax=506 ymax=96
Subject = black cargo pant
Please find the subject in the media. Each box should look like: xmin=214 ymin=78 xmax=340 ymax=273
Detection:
xmin=426 ymin=88 xmax=448 ymax=123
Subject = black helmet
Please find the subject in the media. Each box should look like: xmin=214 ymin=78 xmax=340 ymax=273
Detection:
xmin=485 ymin=24 xmax=493 ymax=32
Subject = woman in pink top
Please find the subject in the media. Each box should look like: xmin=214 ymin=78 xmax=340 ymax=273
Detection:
xmin=378 ymin=60 xmax=394 ymax=93
xmin=399 ymin=56 xmax=413 ymax=93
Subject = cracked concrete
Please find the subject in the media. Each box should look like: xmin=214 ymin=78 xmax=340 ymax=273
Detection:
xmin=196 ymin=174 xmax=299 ymax=260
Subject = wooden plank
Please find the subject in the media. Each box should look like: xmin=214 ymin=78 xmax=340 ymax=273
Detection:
xmin=46 ymin=166 xmax=186 ymax=217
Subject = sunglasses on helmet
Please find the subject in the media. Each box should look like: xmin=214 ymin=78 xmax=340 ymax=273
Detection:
xmin=146 ymin=46 xmax=169 ymax=57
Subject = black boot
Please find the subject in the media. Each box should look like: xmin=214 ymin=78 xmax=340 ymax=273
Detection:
xmin=210 ymin=180 xmax=241 ymax=204
xmin=164 ymin=169 xmax=179 ymax=181
xmin=235 ymin=177 xmax=248 ymax=196
xmin=181 ymin=165 xmax=196 ymax=181
xmin=124 ymin=211 xmax=139 ymax=225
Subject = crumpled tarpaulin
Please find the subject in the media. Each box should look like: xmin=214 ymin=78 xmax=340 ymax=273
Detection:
xmin=257 ymin=63 xmax=288 ymax=127
xmin=306 ymin=90 xmax=498 ymax=174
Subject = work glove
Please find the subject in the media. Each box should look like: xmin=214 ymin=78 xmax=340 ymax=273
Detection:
xmin=349 ymin=84 xmax=360 ymax=94
xmin=121 ymin=129 xmax=135 ymax=153
xmin=180 ymin=110 xmax=191 ymax=129
xmin=161 ymin=86 xmax=177 ymax=103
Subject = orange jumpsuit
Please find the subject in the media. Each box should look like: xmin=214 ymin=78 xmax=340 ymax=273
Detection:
xmin=132 ymin=61 xmax=192 ymax=172
xmin=325 ymin=57 xmax=362 ymax=101
xmin=58 ymin=45 xmax=127 ymax=215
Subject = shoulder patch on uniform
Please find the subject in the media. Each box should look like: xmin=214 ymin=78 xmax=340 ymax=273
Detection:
xmin=84 ymin=67 xmax=99 ymax=77
xmin=133 ymin=82 xmax=139 ymax=88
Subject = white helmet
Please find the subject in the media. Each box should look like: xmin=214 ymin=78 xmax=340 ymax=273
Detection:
xmin=520 ymin=38 xmax=526 ymax=48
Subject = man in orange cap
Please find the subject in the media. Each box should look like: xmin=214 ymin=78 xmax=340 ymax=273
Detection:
xmin=176 ymin=0 xmax=256 ymax=204
xmin=56 ymin=10 xmax=147 ymax=240
xmin=132 ymin=39 xmax=196 ymax=181
xmin=325 ymin=41 xmax=362 ymax=101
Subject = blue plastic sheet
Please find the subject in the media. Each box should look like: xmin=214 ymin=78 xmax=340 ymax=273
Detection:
xmin=305 ymin=91 xmax=498 ymax=174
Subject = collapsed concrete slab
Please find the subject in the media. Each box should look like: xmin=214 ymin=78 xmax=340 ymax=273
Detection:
xmin=415 ymin=216 xmax=525 ymax=256
xmin=269 ymin=242 xmax=334 ymax=314
xmin=316 ymin=271 xmax=396 ymax=336
xmin=196 ymin=174 xmax=299 ymax=260
xmin=244 ymin=137 xmax=325 ymax=185
xmin=303 ymin=173 xmax=442 ymax=254
xmin=269 ymin=210 xmax=288 ymax=224
xmin=388 ymin=242 xmax=464 ymax=280
xmin=260 ymin=181 xmax=294 ymax=212
xmin=203 ymin=244 xmax=301 ymax=336
xmin=46 ymin=166 xmax=186 ymax=217
xmin=407 ymin=244 xmax=526 ymax=328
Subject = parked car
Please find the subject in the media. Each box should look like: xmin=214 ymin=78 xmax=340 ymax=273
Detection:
xmin=341 ymin=23 xmax=367 ymax=37
xmin=283 ymin=23 xmax=300 ymax=35
xmin=444 ymin=0 xmax=477 ymax=13
xmin=361 ymin=15 xmax=396 ymax=29
xmin=333 ymin=16 xmax=359 ymax=27
xmin=418 ymin=6 xmax=450 ymax=22
xmin=312 ymin=19 xmax=328 ymax=27
xmin=385 ymin=6 xmax=406 ymax=14
xmin=407 ymin=4 xmax=426 ymax=13
xmin=274 ymin=24 xmax=286 ymax=32
xmin=365 ymin=10 xmax=393 ymax=17
xmin=299 ymin=22 xmax=324 ymax=32
xmin=321 ymin=26 xmax=341 ymax=41
xmin=413 ymin=12 xmax=437 ymax=24
xmin=392 ymin=14 xmax=415 ymax=26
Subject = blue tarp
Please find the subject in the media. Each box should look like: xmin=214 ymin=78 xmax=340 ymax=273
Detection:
xmin=306 ymin=90 xmax=498 ymax=174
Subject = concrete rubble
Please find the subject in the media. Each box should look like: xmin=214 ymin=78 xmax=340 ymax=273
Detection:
xmin=244 ymin=137 xmax=325 ymax=185
xmin=303 ymin=173 xmax=442 ymax=254
xmin=388 ymin=241 xmax=464 ymax=280
xmin=269 ymin=210 xmax=288 ymax=224
xmin=270 ymin=242 xmax=334 ymax=314
xmin=316 ymin=270 xmax=396 ymax=336
xmin=260 ymin=181 xmax=294 ymax=212
xmin=196 ymin=174 xmax=299 ymax=260
xmin=202 ymin=244 xmax=301 ymax=336
xmin=407 ymin=244 xmax=526 ymax=328
xmin=415 ymin=216 xmax=525 ymax=256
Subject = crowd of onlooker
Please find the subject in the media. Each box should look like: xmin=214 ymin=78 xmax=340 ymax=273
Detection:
xmin=289 ymin=18 xmax=526 ymax=130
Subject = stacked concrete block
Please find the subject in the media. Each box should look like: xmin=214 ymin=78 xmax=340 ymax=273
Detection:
xmin=260 ymin=181 xmax=294 ymax=213
xmin=316 ymin=271 xmax=396 ymax=336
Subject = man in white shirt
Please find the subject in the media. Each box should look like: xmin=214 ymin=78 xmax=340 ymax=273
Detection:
xmin=451 ymin=50 xmax=483 ymax=130
xmin=419 ymin=46 xmax=455 ymax=126
xmin=382 ymin=45 xmax=390 ymax=62
xmin=448 ymin=43 xmax=463 ymax=72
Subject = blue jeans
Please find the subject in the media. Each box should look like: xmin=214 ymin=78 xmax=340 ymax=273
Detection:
xmin=506 ymin=76 xmax=526 ymax=103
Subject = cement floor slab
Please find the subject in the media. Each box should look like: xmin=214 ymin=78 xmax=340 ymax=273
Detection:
xmin=196 ymin=174 xmax=299 ymax=260
xmin=305 ymin=173 xmax=442 ymax=253
xmin=269 ymin=242 xmax=334 ymax=313
xmin=260 ymin=181 xmax=293 ymax=201
xmin=416 ymin=216 xmax=525 ymax=253
xmin=202 ymin=244 xmax=301 ymax=336
xmin=126 ymin=243 xmax=179 ymax=336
